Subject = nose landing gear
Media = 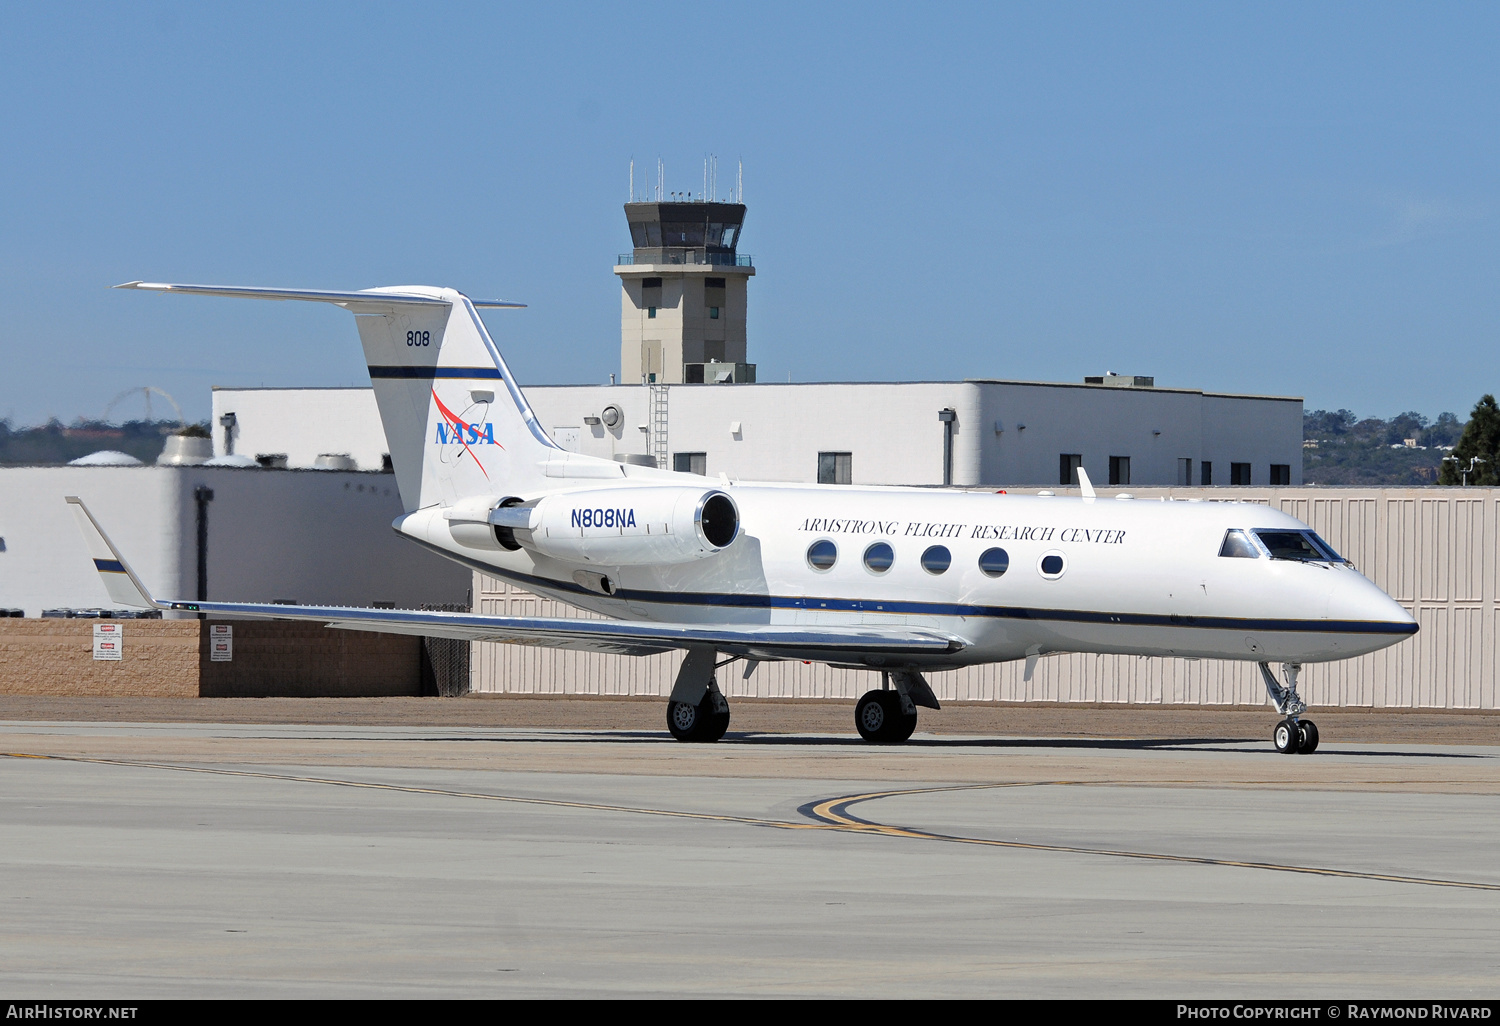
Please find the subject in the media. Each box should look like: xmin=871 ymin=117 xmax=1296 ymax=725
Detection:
xmin=1260 ymin=662 xmax=1319 ymax=754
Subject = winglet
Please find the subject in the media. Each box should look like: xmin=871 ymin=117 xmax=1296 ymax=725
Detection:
xmin=1076 ymin=466 xmax=1096 ymax=501
xmin=65 ymin=497 xmax=162 ymax=609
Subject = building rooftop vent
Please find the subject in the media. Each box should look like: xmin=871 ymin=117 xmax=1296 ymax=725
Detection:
xmin=157 ymin=434 xmax=212 ymax=465
xmin=1084 ymin=373 xmax=1154 ymax=388
xmin=68 ymin=450 xmax=144 ymax=467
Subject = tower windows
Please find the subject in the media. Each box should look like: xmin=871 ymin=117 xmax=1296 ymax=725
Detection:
xmin=705 ymin=276 xmax=725 ymax=321
xmin=641 ymin=277 xmax=661 ymax=320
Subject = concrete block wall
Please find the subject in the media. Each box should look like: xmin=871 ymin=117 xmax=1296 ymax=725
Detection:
xmin=0 ymin=619 xmax=421 ymax=698
xmin=198 ymin=622 xmax=421 ymax=698
xmin=0 ymin=619 xmax=200 ymax=697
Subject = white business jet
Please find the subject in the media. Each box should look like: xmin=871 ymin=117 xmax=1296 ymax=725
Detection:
xmin=71 ymin=282 xmax=1417 ymax=753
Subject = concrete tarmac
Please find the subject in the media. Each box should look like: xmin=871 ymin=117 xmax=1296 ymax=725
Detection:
xmin=1 ymin=709 xmax=1498 ymax=997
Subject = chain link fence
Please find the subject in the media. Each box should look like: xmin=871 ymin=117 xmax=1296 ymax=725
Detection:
xmin=419 ymin=602 xmax=471 ymax=697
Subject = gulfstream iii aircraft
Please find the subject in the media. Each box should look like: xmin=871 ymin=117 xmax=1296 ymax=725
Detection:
xmin=73 ymin=281 xmax=1418 ymax=752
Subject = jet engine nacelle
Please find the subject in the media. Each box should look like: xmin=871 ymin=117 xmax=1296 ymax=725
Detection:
xmin=513 ymin=486 xmax=739 ymax=565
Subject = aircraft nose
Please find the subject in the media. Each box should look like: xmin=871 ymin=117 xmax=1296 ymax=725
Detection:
xmin=1337 ymin=571 xmax=1417 ymax=633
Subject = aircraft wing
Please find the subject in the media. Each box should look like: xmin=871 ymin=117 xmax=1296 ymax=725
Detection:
xmin=66 ymin=497 xmax=964 ymax=661
xmin=163 ymin=599 xmax=965 ymax=659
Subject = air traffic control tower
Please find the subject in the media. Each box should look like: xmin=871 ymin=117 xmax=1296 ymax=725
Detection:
xmin=615 ymin=201 xmax=755 ymax=384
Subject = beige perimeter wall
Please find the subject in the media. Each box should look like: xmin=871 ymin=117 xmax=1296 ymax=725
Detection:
xmin=472 ymin=487 xmax=1500 ymax=710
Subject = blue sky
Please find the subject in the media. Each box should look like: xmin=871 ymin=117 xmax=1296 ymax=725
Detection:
xmin=1 ymin=2 xmax=1496 ymax=425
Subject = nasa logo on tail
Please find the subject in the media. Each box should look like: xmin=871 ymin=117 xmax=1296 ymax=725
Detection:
xmin=432 ymin=388 xmax=502 ymax=478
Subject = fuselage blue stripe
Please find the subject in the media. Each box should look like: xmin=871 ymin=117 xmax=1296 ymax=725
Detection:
xmin=368 ymin=366 xmax=504 ymax=380
xmin=410 ymin=540 xmax=1418 ymax=638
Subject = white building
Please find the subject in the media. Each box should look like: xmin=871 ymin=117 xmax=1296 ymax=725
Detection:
xmin=213 ymin=386 xmax=389 ymax=472
xmin=0 ymin=464 xmax=470 ymax=617
xmin=213 ymin=379 xmax=1302 ymax=489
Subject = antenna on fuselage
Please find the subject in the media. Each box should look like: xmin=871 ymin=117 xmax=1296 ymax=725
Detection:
xmin=1077 ymin=466 xmax=1097 ymax=502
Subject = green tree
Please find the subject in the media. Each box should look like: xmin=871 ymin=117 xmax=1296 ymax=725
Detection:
xmin=1439 ymin=395 xmax=1500 ymax=486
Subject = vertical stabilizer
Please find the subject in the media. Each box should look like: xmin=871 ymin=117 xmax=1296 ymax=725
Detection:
xmin=113 ymin=282 xmax=557 ymax=511
xmin=346 ymin=287 xmax=560 ymax=509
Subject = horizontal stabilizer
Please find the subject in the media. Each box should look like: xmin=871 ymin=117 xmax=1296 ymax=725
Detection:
xmin=112 ymin=281 xmax=524 ymax=309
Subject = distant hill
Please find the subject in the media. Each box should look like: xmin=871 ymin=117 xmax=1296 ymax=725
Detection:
xmin=1302 ymin=409 xmax=1466 ymax=486
xmin=0 ymin=419 xmax=205 ymax=466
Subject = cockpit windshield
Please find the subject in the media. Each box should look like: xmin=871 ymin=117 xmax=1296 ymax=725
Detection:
xmin=1252 ymin=530 xmax=1344 ymax=563
xmin=1218 ymin=530 xmax=1260 ymax=558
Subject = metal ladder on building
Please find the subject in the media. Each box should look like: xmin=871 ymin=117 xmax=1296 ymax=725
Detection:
xmin=649 ymin=384 xmax=669 ymax=470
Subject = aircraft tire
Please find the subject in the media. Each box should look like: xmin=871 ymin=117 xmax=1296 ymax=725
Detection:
xmin=855 ymin=690 xmax=890 ymax=742
xmin=667 ymin=696 xmax=725 ymax=743
xmin=705 ymin=708 xmax=731 ymax=743
xmin=855 ymin=691 xmax=916 ymax=743
xmin=1273 ymin=719 xmax=1300 ymax=754
xmin=1297 ymin=719 xmax=1319 ymax=754
xmin=889 ymin=704 xmax=918 ymax=743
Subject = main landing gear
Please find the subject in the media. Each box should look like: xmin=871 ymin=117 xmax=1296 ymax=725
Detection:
xmin=854 ymin=670 xmax=940 ymax=744
xmin=661 ymin=651 xmax=943 ymax=747
xmin=665 ymin=646 xmax=732 ymax=743
xmin=1259 ymin=662 xmax=1319 ymax=755
xmin=666 ymin=688 xmax=730 ymax=743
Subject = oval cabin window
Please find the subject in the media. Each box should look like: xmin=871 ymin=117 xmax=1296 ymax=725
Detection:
xmin=920 ymin=545 xmax=951 ymax=575
xmin=807 ymin=540 xmax=838 ymax=571
xmin=978 ymin=547 xmax=1010 ymax=577
xmin=863 ymin=542 xmax=894 ymax=574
